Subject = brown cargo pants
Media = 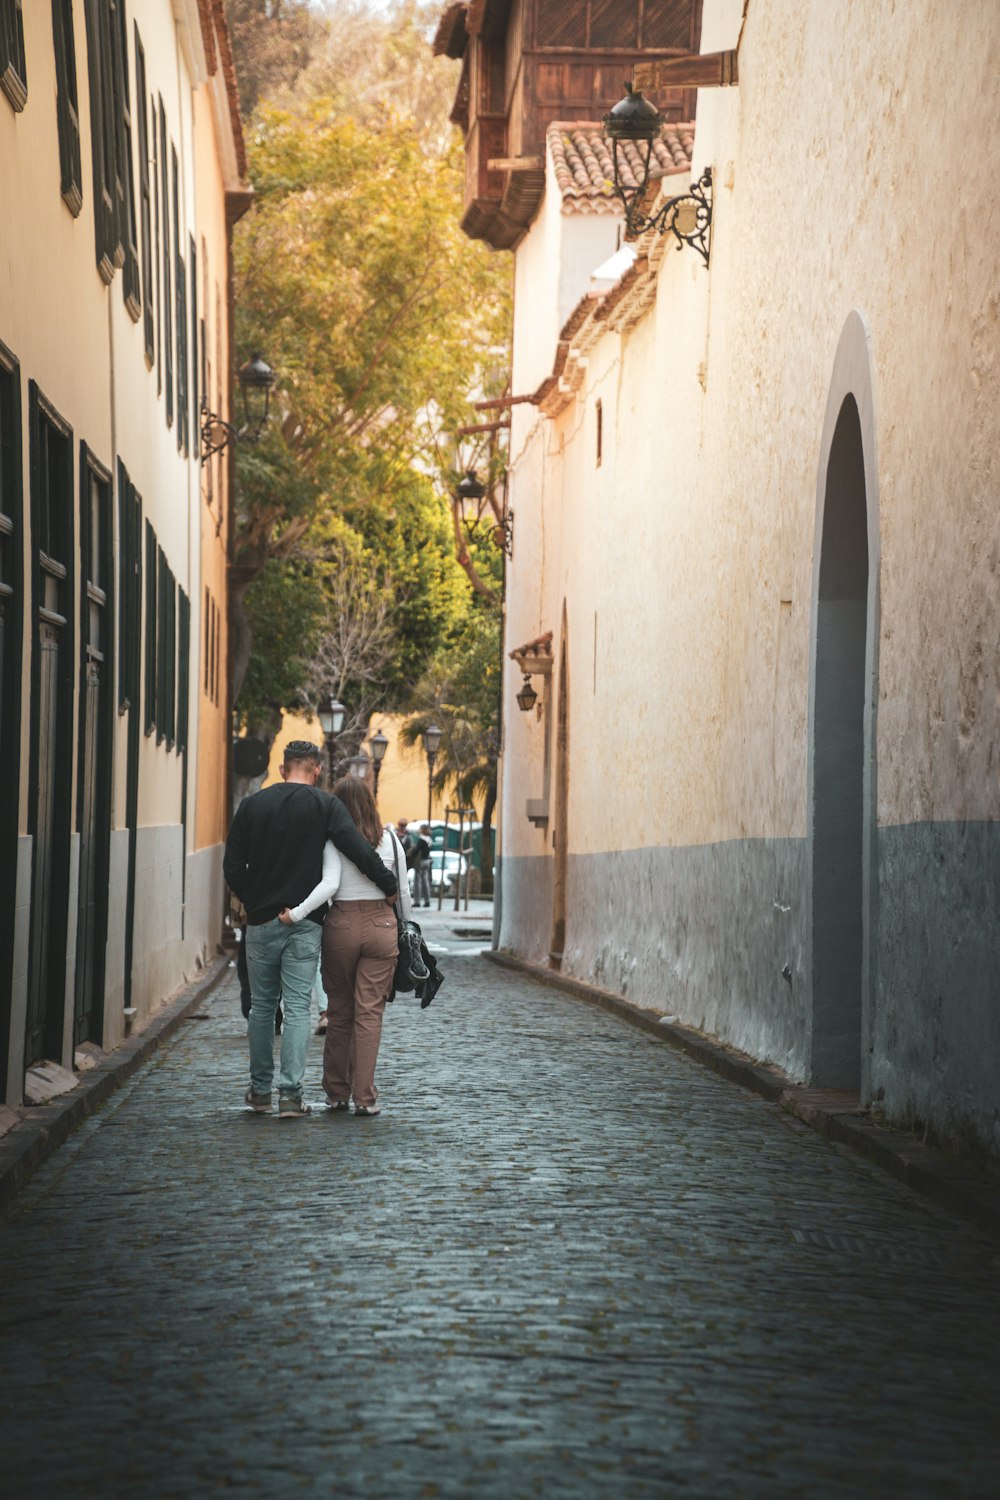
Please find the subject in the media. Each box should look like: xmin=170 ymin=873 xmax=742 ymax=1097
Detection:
xmin=321 ymin=899 xmax=397 ymax=1109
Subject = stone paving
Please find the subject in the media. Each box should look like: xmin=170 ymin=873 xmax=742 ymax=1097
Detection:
xmin=1 ymin=939 xmax=999 ymax=1499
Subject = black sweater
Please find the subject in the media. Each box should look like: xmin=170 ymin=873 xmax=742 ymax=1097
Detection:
xmin=223 ymin=783 xmax=397 ymax=924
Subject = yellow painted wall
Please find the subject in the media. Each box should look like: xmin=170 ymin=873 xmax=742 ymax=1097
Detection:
xmin=265 ymin=712 xmax=448 ymax=827
xmin=192 ymin=79 xmax=233 ymax=854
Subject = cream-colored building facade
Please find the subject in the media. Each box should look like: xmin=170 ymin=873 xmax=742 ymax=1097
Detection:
xmin=496 ymin=0 xmax=1000 ymax=1162
xmin=0 ymin=0 xmax=248 ymax=1106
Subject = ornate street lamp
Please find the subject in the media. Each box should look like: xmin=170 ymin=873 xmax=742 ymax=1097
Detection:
xmin=317 ymin=697 xmax=347 ymax=790
xmin=456 ymin=468 xmax=514 ymax=558
xmin=347 ymin=754 xmax=370 ymax=780
xmin=200 ymin=351 xmax=277 ymax=464
xmin=237 ymin=353 xmax=276 ymax=442
xmin=369 ymin=727 xmax=389 ymax=797
xmin=422 ymin=723 xmax=442 ymax=825
xmin=603 ymin=82 xmax=713 ymax=266
xmin=456 ymin=469 xmax=486 ymax=507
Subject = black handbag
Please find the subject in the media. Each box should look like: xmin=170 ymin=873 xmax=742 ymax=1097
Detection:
xmin=390 ymin=833 xmax=430 ymax=991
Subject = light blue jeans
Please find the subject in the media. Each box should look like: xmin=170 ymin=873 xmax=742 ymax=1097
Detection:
xmin=245 ymin=917 xmax=322 ymax=1097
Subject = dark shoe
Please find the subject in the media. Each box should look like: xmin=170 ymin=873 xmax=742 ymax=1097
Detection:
xmin=244 ymin=1087 xmax=272 ymax=1114
xmin=325 ymin=1098 xmax=350 ymax=1112
xmin=277 ymin=1094 xmax=312 ymax=1118
xmin=354 ymin=1103 xmax=381 ymax=1117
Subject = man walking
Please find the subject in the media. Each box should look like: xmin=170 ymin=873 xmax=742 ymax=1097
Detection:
xmin=223 ymin=740 xmax=397 ymax=1118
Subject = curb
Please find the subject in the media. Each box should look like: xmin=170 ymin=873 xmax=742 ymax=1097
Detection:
xmin=0 ymin=956 xmax=231 ymax=1212
xmin=484 ymin=948 xmax=1000 ymax=1244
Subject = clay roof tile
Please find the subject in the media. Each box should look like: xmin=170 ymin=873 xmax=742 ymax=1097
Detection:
xmin=547 ymin=120 xmax=695 ymax=215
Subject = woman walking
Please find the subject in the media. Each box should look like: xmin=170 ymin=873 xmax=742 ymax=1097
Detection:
xmin=320 ymin=777 xmax=409 ymax=1117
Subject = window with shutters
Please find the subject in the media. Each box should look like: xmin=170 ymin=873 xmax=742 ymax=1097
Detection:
xmin=134 ymin=27 xmax=154 ymax=360
xmin=83 ymin=0 xmax=140 ymax=298
xmin=203 ymin=589 xmax=222 ymax=706
xmin=177 ymin=589 xmax=189 ymax=754
xmin=190 ymin=235 xmax=199 ymax=423
xmin=0 ymin=343 xmax=23 ymax=1044
xmin=153 ymin=91 xmax=161 ymax=392
xmin=0 ymin=343 xmax=23 ymax=846
xmin=535 ymin=0 xmax=697 ymax=50
xmin=0 ymin=0 xmax=27 ymax=112
xmin=203 ymin=587 xmax=210 ymax=695
xmin=144 ymin=519 xmax=156 ymax=734
xmin=173 ymin=147 xmax=188 ymax=455
xmin=117 ymin=463 xmax=141 ymax=713
xmin=84 ymin=0 xmax=116 ymax=281
xmin=52 ymin=0 xmax=83 ymax=215
xmin=160 ymin=100 xmax=173 ymax=428
xmin=591 ymin=0 xmax=637 ymax=48
xmin=156 ymin=546 xmax=175 ymax=748
xmin=114 ymin=0 xmax=140 ymax=318
xmin=641 ymin=0 xmax=699 ymax=50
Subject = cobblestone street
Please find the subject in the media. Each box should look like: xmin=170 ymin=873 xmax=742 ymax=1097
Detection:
xmin=2 ymin=933 xmax=998 ymax=1499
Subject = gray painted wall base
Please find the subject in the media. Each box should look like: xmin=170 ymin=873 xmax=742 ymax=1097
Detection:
xmin=499 ymin=819 xmax=1000 ymax=1166
xmin=502 ymin=839 xmax=809 ymax=1078
xmin=873 ymin=820 xmax=1000 ymax=1163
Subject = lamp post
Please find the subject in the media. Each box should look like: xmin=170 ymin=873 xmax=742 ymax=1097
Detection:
xmin=422 ymin=723 xmax=442 ymax=825
xmin=369 ymin=727 xmax=389 ymax=797
xmin=317 ymin=696 xmax=346 ymax=790
xmin=347 ymin=754 xmax=370 ymax=780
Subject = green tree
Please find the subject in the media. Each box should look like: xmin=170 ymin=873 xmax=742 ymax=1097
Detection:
xmin=231 ymin=101 xmax=509 ymax=724
xmin=224 ymin=0 xmax=319 ymax=118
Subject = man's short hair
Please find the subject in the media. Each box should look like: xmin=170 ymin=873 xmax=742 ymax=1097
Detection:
xmin=283 ymin=740 xmax=322 ymax=766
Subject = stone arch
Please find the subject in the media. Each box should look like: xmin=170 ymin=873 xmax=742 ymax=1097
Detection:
xmin=807 ymin=312 xmax=881 ymax=1091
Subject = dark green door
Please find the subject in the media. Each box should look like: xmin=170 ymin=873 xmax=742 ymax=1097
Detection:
xmin=74 ymin=451 xmax=113 ymax=1047
xmin=25 ymin=388 xmax=74 ymax=1069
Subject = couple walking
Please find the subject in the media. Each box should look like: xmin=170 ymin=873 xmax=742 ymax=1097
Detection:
xmin=223 ymin=739 xmax=409 ymax=1119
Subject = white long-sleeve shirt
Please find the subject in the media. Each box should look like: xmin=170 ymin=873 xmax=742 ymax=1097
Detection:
xmin=288 ymin=828 xmax=411 ymax=923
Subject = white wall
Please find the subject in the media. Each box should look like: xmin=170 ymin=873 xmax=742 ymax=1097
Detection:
xmin=499 ymin=0 xmax=1000 ymax=1160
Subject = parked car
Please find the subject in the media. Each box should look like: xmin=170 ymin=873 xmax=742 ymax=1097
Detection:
xmin=407 ymin=849 xmax=469 ymax=897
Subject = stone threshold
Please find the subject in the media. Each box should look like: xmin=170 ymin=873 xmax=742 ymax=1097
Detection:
xmin=0 ymin=956 xmax=231 ymax=1211
xmin=484 ymin=949 xmax=1000 ymax=1245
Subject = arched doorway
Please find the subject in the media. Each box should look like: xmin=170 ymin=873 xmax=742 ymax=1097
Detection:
xmin=549 ymin=608 xmax=569 ymax=968
xmin=808 ymin=314 xmax=879 ymax=1091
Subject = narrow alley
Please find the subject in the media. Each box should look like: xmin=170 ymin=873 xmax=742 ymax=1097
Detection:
xmin=1 ymin=935 xmax=997 ymax=1500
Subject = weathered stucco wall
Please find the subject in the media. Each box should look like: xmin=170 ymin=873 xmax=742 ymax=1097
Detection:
xmin=500 ymin=0 xmax=1000 ymax=1161
xmin=0 ymin=1 xmax=242 ymax=1096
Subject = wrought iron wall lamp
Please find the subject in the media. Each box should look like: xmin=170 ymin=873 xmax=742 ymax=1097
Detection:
xmin=603 ymin=84 xmax=713 ymax=267
xmin=516 ymin=675 xmax=538 ymax=712
xmin=456 ymin=468 xmax=514 ymax=558
xmin=200 ymin=352 xmax=277 ymax=465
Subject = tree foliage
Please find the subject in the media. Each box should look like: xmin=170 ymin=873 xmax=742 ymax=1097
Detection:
xmin=224 ymin=0 xmax=319 ymax=118
xmin=227 ymin=0 xmax=511 ymax=799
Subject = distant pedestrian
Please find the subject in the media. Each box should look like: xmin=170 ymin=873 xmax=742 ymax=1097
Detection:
xmin=223 ymin=740 xmax=397 ymax=1119
xmin=319 ymin=777 xmax=412 ymax=1117
xmin=413 ymin=823 xmax=433 ymax=907
xmin=395 ymin=817 xmax=417 ymax=869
